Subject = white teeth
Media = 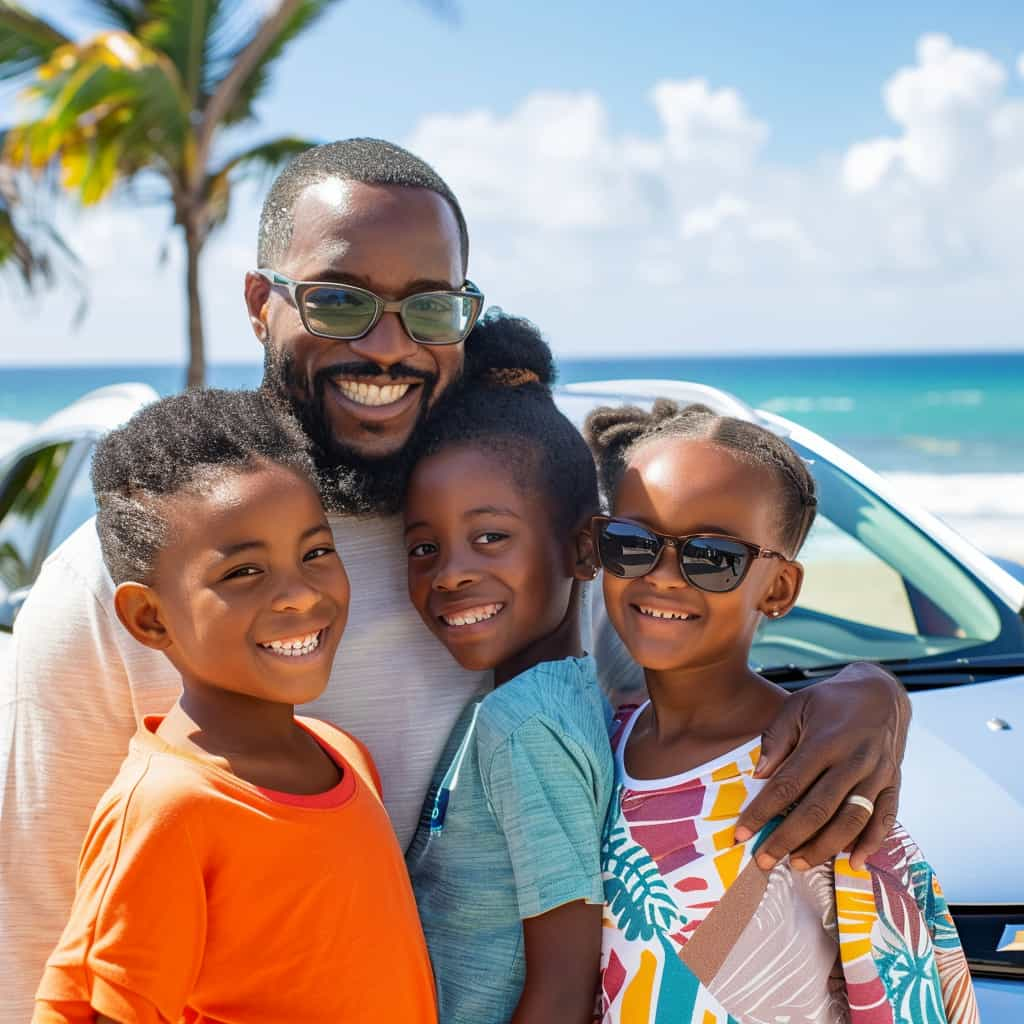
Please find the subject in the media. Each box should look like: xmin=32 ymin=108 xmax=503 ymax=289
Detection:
xmin=638 ymin=606 xmax=692 ymax=621
xmin=259 ymin=631 xmax=321 ymax=657
xmin=335 ymin=380 xmax=412 ymax=407
xmin=441 ymin=603 xmax=504 ymax=627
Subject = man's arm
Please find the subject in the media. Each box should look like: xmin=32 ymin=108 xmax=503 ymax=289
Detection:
xmin=1 ymin=524 xmax=173 ymax=1024
xmin=590 ymin=586 xmax=909 ymax=871
xmin=734 ymin=662 xmax=909 ymax=871
xmin=512 ymin=901 xmax=602 ymax=1024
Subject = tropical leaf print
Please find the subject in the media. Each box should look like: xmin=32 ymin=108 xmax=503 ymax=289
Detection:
xmin=872 ymin=902 xmax=946 ymax=1023
xmin=603 ymin=821 xmax=683 ymax=942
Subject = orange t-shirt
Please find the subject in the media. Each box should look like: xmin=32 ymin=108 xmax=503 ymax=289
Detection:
xmin=33 ymin=716 xmax=437 ymax=1024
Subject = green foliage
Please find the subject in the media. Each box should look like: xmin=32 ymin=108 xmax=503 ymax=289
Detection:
xmin=0 ymin=1 xmax=336 ymax=383
xmin=602 ymin=819 xmax=683 ymax=942
xmin=0 ymin=2 xmax=69 ymax=81
xmin=220 ymin=0 xmax=334 ymax=125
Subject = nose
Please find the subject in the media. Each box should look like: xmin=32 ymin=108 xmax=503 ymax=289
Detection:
xmin=348 ymin=310 xmax=420 ymax=370
xmin=644 ymin=541 xmax=688 ymax=590
xmin=432 ymin=548 xmax=482 ymax=593
xmin=270 ymin=573 xmax=323 ymax=615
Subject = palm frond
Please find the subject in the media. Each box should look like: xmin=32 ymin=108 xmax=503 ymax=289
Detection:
xmin=78 ymin=0 xmax=151 ymax=33
xmin=0 ymin=167 xmax=82 ymax=303
xmin=0 ymin=2 xmax=72 ymax=82
xmin=202 ymin=134 xmax=314 ymax=230
xmin=219 ymin=0 xmax=337 ymax=126
xmin=139 ymin=0 xmax=241 ymax=108
xmin=6 ymin=32 xmax=191 ymax=202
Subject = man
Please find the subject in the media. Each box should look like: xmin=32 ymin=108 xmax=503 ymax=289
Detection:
xmin=1 ymin=139 xmax=908 ymax=1020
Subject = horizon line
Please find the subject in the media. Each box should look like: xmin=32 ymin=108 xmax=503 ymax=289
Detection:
xmin=3 ymin=346 xmax=1024 ymax=370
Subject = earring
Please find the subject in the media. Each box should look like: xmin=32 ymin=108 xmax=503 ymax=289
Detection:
xmin=769 ymin=610 xmax=781 ymax=618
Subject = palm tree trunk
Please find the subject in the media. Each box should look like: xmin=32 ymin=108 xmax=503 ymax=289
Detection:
xmin=183 ymin=218 xmax=206 ymax=390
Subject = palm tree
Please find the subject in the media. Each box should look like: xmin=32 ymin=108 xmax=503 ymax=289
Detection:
xmin=0 ymin=0 xmax=339 ymax=388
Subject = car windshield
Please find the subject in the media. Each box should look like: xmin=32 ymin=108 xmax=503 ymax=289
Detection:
xmin=751 ymin=436 xmax=1011 ymax=672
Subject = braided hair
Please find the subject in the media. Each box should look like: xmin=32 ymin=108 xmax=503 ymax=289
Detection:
xmin=584 ymin=399 xmax=818 ymax=554
xmin=411 ymin=312 xmax=600 ymax=536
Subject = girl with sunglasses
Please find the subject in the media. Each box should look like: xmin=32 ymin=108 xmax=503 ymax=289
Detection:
xmin=584 ymin=400 xmax=977 ymax=1024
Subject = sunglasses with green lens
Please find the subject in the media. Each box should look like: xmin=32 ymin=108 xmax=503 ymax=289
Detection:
xmin=256 ymin=269 xmax=485 ymax=346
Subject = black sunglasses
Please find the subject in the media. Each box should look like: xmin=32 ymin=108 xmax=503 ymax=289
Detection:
xmin=256 ymin=269 xmax=485 ymax=346
xmin=590 ymin=515 xmax=786 ymax=594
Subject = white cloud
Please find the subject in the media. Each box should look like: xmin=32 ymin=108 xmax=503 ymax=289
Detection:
xmin=651 ymin=80 xmax=768 ymax=175
xmin=406 ymin=34 xmax=1024 ymax=355
xmin=4 ymin=34 xmax=1023 ymax=363
xmin=842 ymin=34 xmax=1006 ymax=190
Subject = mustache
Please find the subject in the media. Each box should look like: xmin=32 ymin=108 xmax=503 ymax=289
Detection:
xmin=316 ymin=362 xmax=436 ymax=385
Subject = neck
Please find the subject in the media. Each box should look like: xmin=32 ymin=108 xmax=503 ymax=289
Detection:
xmin=642 ymin=650 xmax=785 ymax=746
xmin=494 ymin=587 xmax=584 ymax=686
xmin=169 ymin=681 xmax=300 ymax=757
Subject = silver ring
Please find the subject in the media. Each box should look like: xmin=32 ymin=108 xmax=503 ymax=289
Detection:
xmin=845 ymin=794 xmax=875 ymax=815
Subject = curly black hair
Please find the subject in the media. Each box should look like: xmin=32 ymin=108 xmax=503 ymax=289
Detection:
xmin=585 ymin=399 xmax=818 ymax=554
xmin=257 ymin=138 xmax=469 ymax=273
xmin=410 ymin=312 xmax=600 ymax=538
xmin=92 ymin=389 xmax=316 ymax=585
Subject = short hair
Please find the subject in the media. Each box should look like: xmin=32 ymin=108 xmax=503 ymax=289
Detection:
xmin=411 ymin=312 xmax=600 ymax=539
xmin=585 ymin=400 xmax=818 ymax=555
xmin=257 ymin=138 xmax=469 ymax=273
xmin=92 ymin=389 xmax=316 ymax=585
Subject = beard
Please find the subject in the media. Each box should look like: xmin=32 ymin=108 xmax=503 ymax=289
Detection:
xmin=261 ymin=345 xmax=457 ymax=517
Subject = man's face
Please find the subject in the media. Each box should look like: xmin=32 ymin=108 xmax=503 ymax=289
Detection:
xmin=249 ymin=180 xmax=467 ymax=466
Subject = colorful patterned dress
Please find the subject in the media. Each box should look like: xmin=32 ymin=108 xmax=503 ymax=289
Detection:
xmin=598 ymin=704 xmax=978 ymax=1024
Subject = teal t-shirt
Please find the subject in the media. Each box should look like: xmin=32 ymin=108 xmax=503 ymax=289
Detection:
xmin=406 ymin=655 xmax=614 ymax=1024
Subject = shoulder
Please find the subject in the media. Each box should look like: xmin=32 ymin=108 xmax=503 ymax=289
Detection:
xmin=477 ymin=659 xmax=611 ymax=780
xmin=478 ymin=657 xmax=605 ymax=735
xmin=36 ymin=516 xmax=115 ymax=606
xmin=298 ymin=716 xmax=383 ymax=799
xmin=11 ymin=517 xmax=120 ymax=657
xmin=81 ymin=748 xmax=209 ymax=865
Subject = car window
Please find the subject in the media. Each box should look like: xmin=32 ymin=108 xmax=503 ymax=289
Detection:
xmin=0 ymin=442 xmax=73 ymax=593
xmin=751 ymin=440 xmax=1003 ymax=670
xmin=47 ymin=442 xmax=97 ymax=556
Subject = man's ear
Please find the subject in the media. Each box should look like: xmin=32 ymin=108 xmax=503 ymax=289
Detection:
xmin=244 ymin=271 xmax=271 ymax=346
xmin=114 ymin=582 xmax=173 ymax=651
xmin=760 ymin=560 xmax=805 ymax=620
xmin=569 ymin=522 xmax=599 ymax=583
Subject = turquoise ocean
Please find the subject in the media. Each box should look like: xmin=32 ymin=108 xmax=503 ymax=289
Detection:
xmin=2 ymin=351 xmax=1022 ymax=556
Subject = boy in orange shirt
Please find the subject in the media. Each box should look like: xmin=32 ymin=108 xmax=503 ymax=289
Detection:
xmin=33 ymin=390 xmax=436 ymax=1024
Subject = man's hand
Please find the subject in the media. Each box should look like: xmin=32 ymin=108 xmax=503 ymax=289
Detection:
xmin=734 ymin=662 xmax=909 ymax=872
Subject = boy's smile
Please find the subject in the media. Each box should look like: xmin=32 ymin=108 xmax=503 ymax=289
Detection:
xmin=404 ymin=445 xmax=577 ymax=682
xmin=142 ymin=461 xmax=349 ymax=706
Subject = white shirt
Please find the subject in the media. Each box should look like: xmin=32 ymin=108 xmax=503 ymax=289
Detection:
xmin=0 ymin=514 xmax=488 ymax=1022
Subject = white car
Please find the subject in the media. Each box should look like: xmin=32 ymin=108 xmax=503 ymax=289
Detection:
xmin=2 ymin=379 xmax=1022 ymax=1017
xmin=0 ymin=383 xmax=159 ymax=629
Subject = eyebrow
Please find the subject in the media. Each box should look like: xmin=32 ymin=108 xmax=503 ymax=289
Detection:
xmin=216 ymin=523 xmax=331 ymax=558
xmin=302 ymin=270 xmax=459 ymax=295
xmin=403 ymin=506 xmax=521 ymax=536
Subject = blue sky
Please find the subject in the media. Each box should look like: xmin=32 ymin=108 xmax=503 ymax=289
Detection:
xmin=2 ymin=0 xmax=1024 ymax=364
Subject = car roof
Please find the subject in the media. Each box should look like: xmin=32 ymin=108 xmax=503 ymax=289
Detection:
xmin=16 ymin=383 xmax=159 ymax=449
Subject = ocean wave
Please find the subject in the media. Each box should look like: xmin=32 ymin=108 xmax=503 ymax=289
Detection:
xmin=920 ymin=389 xmax=985 ymax=407
xmin=760 ymin=395 xmax=855 ymax=414
xmin=882 ymin=472 xmax=1024 ymax=519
